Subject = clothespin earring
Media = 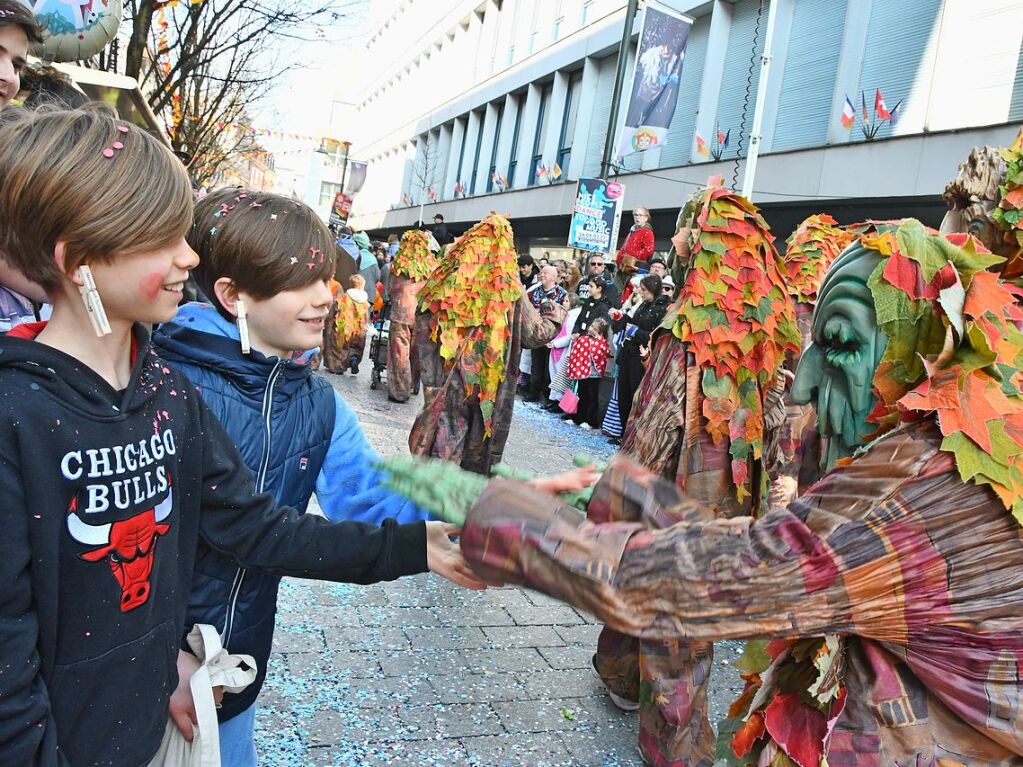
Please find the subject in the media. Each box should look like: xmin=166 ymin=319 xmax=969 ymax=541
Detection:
xmin=77 ymin=265 xmax=111 ymax=337
xmin=236 ymin=298 xmax=251 ymax=354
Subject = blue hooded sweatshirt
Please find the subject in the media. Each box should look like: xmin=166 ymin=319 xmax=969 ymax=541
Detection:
xmin=152 ymin=303 xmax=430 ymax=722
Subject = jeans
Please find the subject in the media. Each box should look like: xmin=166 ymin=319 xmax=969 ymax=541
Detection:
xmin=218 ymin=703 xmax=258 ymax=767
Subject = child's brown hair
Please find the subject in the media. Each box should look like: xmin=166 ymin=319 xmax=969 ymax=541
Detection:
xmin=0 ymin=1 xmax=43 ymax=44
xmin=189 ymin=188 xmax=336 ymax=321
xmin=0 ymin=104 xmax=193 ymax=292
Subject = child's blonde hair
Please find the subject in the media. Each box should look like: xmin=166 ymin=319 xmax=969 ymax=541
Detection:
xmin=0 ymin=104 xmax=194 ymax=292
xmin=349 ymin=274 xmax=366 ymax=290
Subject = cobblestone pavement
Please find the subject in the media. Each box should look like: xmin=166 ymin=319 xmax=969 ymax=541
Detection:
xmin=255 ymin=365 xmax=743 ymax=766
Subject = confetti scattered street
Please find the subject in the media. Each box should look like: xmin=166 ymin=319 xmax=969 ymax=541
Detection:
xmin=255 ymin=366 xmax=742 ymax=766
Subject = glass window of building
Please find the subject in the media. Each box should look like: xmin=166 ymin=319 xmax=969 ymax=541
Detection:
xmin=486 ymin=102 xmax=505 ymax=193
xmin=529 ymin=82 xmax=553 ymax=186
xmin=557 ymin=70 xmax=583 ymax=172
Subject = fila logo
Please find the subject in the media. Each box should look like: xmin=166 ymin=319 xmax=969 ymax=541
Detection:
xmin=299 ymin=457 xmax=309 ymax=471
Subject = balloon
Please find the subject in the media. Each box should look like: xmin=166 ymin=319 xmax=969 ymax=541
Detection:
xmin=26 ymin=0 xmax=122 ymax=63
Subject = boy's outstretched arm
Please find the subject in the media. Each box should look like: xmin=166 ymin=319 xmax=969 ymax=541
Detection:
xmin=196 ymin=400 xmax=428 ymax=585
xmin=0 ymin=450 xmax=68 ymax=766
xmin=315 ymin=391 xmax=433 ymax=525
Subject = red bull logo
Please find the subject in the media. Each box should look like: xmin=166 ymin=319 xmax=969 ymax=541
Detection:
xmin=66 ymin=486 xmax=173 ymax=612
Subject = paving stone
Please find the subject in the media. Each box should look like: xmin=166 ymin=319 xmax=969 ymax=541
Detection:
xmin=356 ymin=605 xmax=442 ymax=627
xmin=554 ymin=622 xmax=603 ymax=646
xmin=560 ymin=729 xmax=646 ymax=766
xmin=492 ymin=696 xmax=607 ymax=733
xmin=539 ymin=644 xmax=596 ymax=670
xmin=326 ymin=625 xmax=410 ymax=652
xmin=306 ymin=707 xmax=422 ymax=744
xmin=523 ymin=668 xmax=607 ymax=698
xmin=483 ymin=625 xmax=567 ymax=648
xmin=429 ymin=670 xmax=531 ymax=704
xmin=461 ymin=647 xmax=549 ymax=674
xmin=436 ymin=604 xmax=516 ymax=627
xmin=505 ymin=602 xmax=587 ymax=626
xmin=406 ymin=625 xmax=489 ymax=650
xmin=271 ymin=625 xmax=326 ymax=653
xmin=398 ymin=703 xmax=505 ymax=738
xmin=462 ymin=732 xmax=576 ymax=767
xmin=378 ymin=649 xmax=460 ymax=677
xmin=305 ymin=740 xmax=471 ymax=766
xmin=284 ymin=649 xmax=383 ymax=680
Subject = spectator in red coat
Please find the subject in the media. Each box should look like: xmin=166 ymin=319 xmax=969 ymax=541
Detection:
xmin=615 ymin=206 xmax=655 ymax=278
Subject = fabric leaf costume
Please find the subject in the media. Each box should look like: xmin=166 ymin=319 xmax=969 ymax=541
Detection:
xmin=409 ymin=213 xmax=564 ymax=473
xmin=383 ymin=220 xmax=1023 ymax=767
xmin=387 ymin=229 xmax=439 ymax=402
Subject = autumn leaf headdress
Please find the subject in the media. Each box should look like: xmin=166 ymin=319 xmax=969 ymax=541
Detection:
xmin=391 ymin=228 xmax=440 ymax=281
xmin=992 ymin=127 xmax=1023 ymax=280
xmin=671 ymin=186 xmax=801 ymax=502
xmin=859 ymin=219 xmax=1023 ymax=520
xmin=782 ymin=214 xmax=854 ymax=304
xmin=417 ymin=213 xmax=522 ymax=435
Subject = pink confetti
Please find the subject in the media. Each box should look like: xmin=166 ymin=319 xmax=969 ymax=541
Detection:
xmin=102 ymin=148 xmax=114 ymax=158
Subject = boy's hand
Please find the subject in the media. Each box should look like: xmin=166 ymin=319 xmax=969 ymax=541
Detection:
xmin=169 ymin=649 xmax=225 ymax=742
xmin=169 ymin=650 xmax=201 ymax=742
xmin=426 ymin=522 xmax=488 ymax=590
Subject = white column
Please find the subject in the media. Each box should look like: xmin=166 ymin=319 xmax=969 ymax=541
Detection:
xmin=443 ymin=118 xmax=465 ymax=199
xmin=474 ymin=102 xmax=500 ymax=193
xmin=494 ymin=92 xmax=521 ymax=184
xmin=477 ymin=0 xmax=501 ymax=79
xmin=826 ymin=0 xmax=872 ymax=144
xmin=462 ymin=110 xmax=483 ymax=194
xmin=568 ymin=56 xmax=600 ymax=180
xmin=467 ymin=10 xmax=485 ymax=90
xmin=436 ymin=123 xmax=453 ymax=199
xmin=412 ymin=137 xmax=427 ymax=201
xmin=692 ymin=0 xmax=734 ymax=159
xmin=757 ymin=0 xmax=796 ymax=153
xmin=513 ymin=82 xmax=542 ymax=187
xmin=541 ymin=71 xmax=570 ymax=175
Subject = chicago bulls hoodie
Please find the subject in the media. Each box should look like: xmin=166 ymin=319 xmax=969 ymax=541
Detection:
xmin=0 ymin=324 xmax=429 ymax=767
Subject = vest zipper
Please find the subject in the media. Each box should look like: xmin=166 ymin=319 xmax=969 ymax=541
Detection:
xmin=223 ymin=360 xmax=284 ymax=648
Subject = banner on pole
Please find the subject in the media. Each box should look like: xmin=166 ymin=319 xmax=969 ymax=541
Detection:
xmin=567 ymin=178 xmax=626 ymax=254
xmin=345 ymin=161 xmax=368 ymax=195
xmin=616 ymin=1 xmax=693 ymax=160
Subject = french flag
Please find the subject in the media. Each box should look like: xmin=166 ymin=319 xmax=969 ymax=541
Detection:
xmin=841 ymin=96 xmax=856 ymax=129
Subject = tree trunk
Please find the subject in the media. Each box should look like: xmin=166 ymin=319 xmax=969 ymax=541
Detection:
xmin=124 ymin=3 xmax=154 ymax=81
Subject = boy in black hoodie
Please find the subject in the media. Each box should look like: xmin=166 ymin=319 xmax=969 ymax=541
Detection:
xmin=0 ymin=105 xmax=483 ymax=766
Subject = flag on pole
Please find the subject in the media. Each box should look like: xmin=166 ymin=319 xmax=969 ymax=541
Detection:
xmin=717 ymin=127 xmax=726 ymax=146
xmin=552 ymin=162 xmax=563 ymax=180
xmin=841 ymin=96 xmax=856 ymax=129
xmin=888 ymin=99 xmax=902 ymax=126
xmin=874 ymin=89 xmax=891 ymax=121
xmin=861 ymin=92 xmax=869 ymax=121
xmin=721 ymin=129 xmax=730 ymax=149
xmin=401 ymin=193 xmax=412 ymax=205
xmin=695 ymin=132 xmax=709 ymax=158
xmin=427 ymin=187 xmax=437 ymax=202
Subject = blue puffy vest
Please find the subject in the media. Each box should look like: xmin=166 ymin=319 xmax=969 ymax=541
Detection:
xmin=153 ymin=307 xmax=335 ymax=722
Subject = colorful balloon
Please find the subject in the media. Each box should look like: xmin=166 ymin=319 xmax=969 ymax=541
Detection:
xmin=25 ymin=0 xmax=122 ymax=63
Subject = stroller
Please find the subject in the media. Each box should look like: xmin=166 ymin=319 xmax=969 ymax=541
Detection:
xmin=368 ymin=300 xmax=391 ymax=390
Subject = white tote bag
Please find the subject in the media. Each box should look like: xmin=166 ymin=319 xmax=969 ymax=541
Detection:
xmin=149 ymin=624 xmax=258 ymax=767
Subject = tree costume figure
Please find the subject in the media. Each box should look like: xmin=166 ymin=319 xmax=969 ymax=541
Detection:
xmin=333 ymin=275 xmax=370 ymax=375
xmin=596 ymin=185 xmax=801 ymax=766
xmin=381 ymin=219 xmax=1023 ymax=767
xmin=387 ymin=229 xmax=439 ymax=402
xmin=408 ymin=213 xmax=565 ymax=474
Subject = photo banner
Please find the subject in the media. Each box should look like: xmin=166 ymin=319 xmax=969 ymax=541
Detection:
xmin=567 ymin=178 xmax=625 ymax=254
xmin=616 ymin=1 xmax=693 ymax=160
xmin=329 ymin=192 xmax=352 ymax=226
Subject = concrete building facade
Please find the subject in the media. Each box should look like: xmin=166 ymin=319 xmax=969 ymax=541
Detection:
xmin=350 ymin=0 xmax=1023 ymax=249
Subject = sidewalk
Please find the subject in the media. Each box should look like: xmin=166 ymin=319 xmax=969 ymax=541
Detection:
xmin=255 ymin=371 xmax=742 ymax=766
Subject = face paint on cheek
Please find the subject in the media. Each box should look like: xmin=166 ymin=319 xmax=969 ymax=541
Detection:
xmin=139 ymin=272 xmax=165 ymax=301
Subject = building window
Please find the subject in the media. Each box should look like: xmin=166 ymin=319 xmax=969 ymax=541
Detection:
xmin=454 ymin=118 xmax=468 ymax=190
xmin=319 ymin=181 xmax=342 ymax=210
xmin=580 ymin=0 xmax=592 ymax=25
xmin=507 ymin=94 xmax=523 ymax=186
xmin=320 ymin=139 xmax=349 ymax=170
xmin=556 ymin=71 xmax=582 ymax=174
xmin=552 ymin=0 xmax=564 ymax=40
xmin=469 ymin=112 xmax=485 ymax=195
xmin=486 ymin=102 xmax=505 ymax=193
xmin=528 ymin=83 xmax=552 ymax=186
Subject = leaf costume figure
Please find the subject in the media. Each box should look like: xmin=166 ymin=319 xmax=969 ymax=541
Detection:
xmin=408 ymin=213 xmax=564 ymax=474
xmin=380 ymin=220 xmax=1023 ymax=767
xmin=333 ymin=278 xmax=370 ymax=373
xmin=388 ymin=229 xmax=439 ymax=402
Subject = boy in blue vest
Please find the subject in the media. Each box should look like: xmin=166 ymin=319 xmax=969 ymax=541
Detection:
xmin=152 ymin=188 xmax=466 ymax=765
xmin=0 ymin=106 xmax=482 ymax=766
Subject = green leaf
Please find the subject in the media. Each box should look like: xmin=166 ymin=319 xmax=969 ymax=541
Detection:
xmin=896 ymin=219 xmax=948 ymax=282
xmin=736 ymin=640 xmax=772 ymax=674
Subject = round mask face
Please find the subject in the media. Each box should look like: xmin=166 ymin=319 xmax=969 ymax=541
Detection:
xmin=791 ymin=244 xmax=889 ymax=470
xmin=577 ymin=283 xmax=590 ymax=299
